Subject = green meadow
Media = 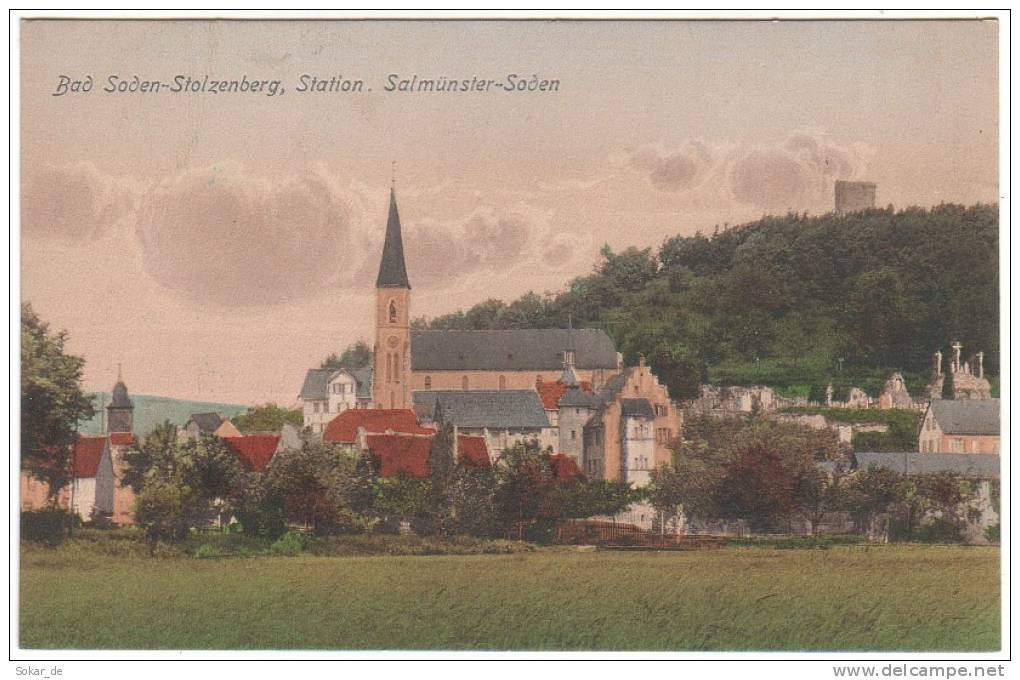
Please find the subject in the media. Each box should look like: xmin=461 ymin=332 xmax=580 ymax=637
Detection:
xmin=20 ymin=543 xmax=999 ymax=652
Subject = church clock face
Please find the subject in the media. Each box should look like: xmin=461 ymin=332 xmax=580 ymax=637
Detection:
xmin=387 ymin=335 xmax=399 ymax=349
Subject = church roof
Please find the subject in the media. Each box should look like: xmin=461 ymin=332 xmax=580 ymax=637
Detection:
xmin=929 ymin=399 xmax=1000 ymax=436
xmin=376 ymin=189 xmax=411 ymax=288
xmin=323 ymin=408 xmax=432 ymax=444
xmin=409 ymin=328 xmax=619 ymax=371
xmin=413 ymin=390 xmax=550 ymax=429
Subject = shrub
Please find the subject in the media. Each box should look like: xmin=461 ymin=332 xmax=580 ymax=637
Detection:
xmin=21 ymin=509 xmax=76 ymax=545
xmin=269 ymin=530 xmax=306 ymax=556
xmin=983 ymin=523 xmax=1000 ymax=543
xmin=914 ymin=518 xmax=965 ymax=544
xmin=193 ymin=544 xmax=220 ymax=559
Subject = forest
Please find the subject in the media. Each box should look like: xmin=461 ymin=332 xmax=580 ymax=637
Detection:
xmin=413 ymin=204 xmax=999 ymax=401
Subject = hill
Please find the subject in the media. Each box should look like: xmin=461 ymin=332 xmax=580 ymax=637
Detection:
xmin=80 ymin=393 xmax=247 ymax=437
xmin=414 ymin=204 xmax=999 ymax=400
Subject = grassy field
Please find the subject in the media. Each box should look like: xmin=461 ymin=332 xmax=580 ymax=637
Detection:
xmin=20 ymin=543 xmax=999 ymax=651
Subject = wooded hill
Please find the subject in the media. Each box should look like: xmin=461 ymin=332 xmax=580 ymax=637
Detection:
xmin=413 ymin=204 xmax=999 ymax=401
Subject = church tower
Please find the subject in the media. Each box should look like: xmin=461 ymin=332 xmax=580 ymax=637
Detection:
xmin=106 ymin=367 xmax=134 ymax=433
xmin=373 ymin=187 xmax=412 ymax=409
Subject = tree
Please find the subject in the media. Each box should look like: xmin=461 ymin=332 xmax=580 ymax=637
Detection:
xmin=120 ymin=421 xmax=179 ymax=494
xmin=321 ymin=340 xmax=372 ymax=371
xmin=265 ymin=443 xmax=359 ymax=533
xmin=232 ymin=403 xmax=303 ymax=433
xmin=793 ymin=465 xmax=848 ymax=536
xmin=134 ymin=479 xmax=204 ymax=547
xmin=21 ymin=303 xmax=96 ymax=500
xmin=424 ymin=420 xmax=457 ymax=533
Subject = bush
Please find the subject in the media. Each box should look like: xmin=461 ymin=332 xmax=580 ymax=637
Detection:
xmin=983 ymin=523 xmax=1000 ymax=543
xmin=193 ymin=544 xmax=221 ymax=559
xmin=21 ymin=509 xmax=76 ymax=545
xmin=269 ymin=530 xmax=307 ymax=556
xmin=914 ymin=518 xmax=965 ymax=544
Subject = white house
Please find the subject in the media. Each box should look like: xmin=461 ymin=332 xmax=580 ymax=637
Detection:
xmin=298 ymin=368 xmax=372 ymax=433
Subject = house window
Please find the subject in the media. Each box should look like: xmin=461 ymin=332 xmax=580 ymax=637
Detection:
xmin=313 ymin=402 xmax=320 ymax=413
xmin=462 ymin=376 xmax=469 ymax=390
xmin=571 ymin=430 xmax=576 ymax=440
xmin=536 ymin=375 xmax=543 ymax=384
xmin=424 ymin=376 xmax=432 ymax=389
xmin=499 ymin=376 xmax=506 ymax=390
xmin=389 ymin=300 xmax=398 ymax=323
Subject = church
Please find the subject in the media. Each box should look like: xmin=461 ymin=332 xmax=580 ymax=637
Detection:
xmin=371 ymin=186 xmax=623 ymax=411
xmin=365 ymin=186 xmax=682 ymax=492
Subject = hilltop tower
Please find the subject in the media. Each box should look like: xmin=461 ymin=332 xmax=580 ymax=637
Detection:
xmin=373 ymin=187 xmax=412 ymax=409
xmin=106 ymin=366 xmax=134 ymax=433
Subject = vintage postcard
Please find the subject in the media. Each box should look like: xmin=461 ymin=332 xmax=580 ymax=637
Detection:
xmin=13 ymin=12 xmax=1006 ymax=665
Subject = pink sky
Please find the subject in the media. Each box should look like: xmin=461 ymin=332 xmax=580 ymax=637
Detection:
xmin=20 ymin=19 xmax=999 ymax=405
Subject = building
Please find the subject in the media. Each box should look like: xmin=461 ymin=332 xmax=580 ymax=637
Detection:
xmin=834 ymin=180 xmax=876 ymax=214
xmin=853 ymin=451 xmax=999 ymax=543
xmin=409 ymin=328 xmax=621 ymax=392
xmin=582 ymin=358 xmax=680 ymax=483
xmin=373 ymin=187 xmax=413 ymax=410
xmin=298 ymin=367 xmax=372 ymax=433
xmin=413 ymin=389 xmax=551 ymax=457
xmin=363 ymin=432 xmax=491 ymax=478
xmin=366 ymin=187 xmax=623 ymax=413
xmin=323 ymin=408 xmax=435 ymax=448
xmin=918 ymin=399 xmax=1000 ymax=454
xmin=20 ymin=375 xmax=138 ymax=524
xmin=179 ymin=412 xmax=241 ymax=443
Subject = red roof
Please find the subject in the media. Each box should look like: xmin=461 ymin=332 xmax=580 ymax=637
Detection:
xmin=365 ymin=434 xmax=433 ymax=478
xmin=223 ymin=435 xmax=280 ymax=473
xmin=457 ymin=435 xmax=491 ymax=469
xmin=548 ymin=454 xmax=584 ymax=483
xmin=108 ymin=432 xmax=135 ymax=446
xmin=72 ymin=436 xmax=108 ymax=479
xmin=536 ymin=380 xmax=594 ymax=410
xmin=324 ymin=409 xmax=433 ymax=444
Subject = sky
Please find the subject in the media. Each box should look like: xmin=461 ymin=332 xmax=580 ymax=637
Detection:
xmin=19 ymin=19 xmax=999 ymax=405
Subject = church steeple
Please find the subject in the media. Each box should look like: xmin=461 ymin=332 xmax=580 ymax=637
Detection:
xmin=373 ymin=181 xmax=412 ymax=410
xmin=376 ymin=188 xmax=411 ymax=289
xmin=106 ymin=368 xmax=134 ymax=433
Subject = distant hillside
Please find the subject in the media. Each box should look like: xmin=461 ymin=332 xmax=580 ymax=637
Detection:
xmin=415 ymin=204 xmax=999 ymax=401
xmin=81 ymin=393 xmax=247 ymax=437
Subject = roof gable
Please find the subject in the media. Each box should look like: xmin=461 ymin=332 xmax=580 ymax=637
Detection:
xmin=189 ymin=412 xmax=224 ymax=433
xmin=409 ymin=329 xmax=618 ymax=371
xmin=223 ymin=435 xmax=281 ymax=473
xmin=72 ymin=436 xmax=109 ymax=479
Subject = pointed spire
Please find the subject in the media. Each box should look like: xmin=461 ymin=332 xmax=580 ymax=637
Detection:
xmin=560 ymin=316 xmax=579 ymax=387
xmin=376 ymin=185 xmax=411 ymax=288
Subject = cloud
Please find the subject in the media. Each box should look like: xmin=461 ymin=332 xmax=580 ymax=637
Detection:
xmin=625 ymin=141 xmax=714 ymax=192
xmin=728 ymin=133 xmax=872 ymax=211
xmin=134 ymin=164 xmax=358 ymax=307
xmin=402 ymin=208 xmax=533 ymax=288
xmin=22 ymin=163 xmax=137 ymax=243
